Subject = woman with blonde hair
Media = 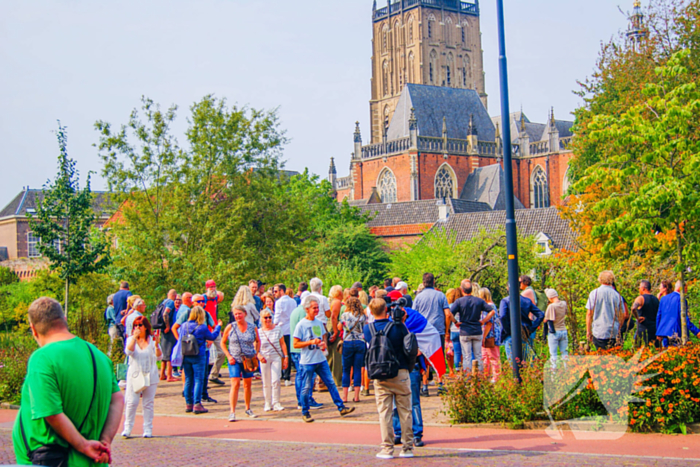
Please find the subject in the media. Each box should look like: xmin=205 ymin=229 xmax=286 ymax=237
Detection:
xmin=327 ymin=285 xmax=344 ymax=388
xmin=258 ymin=308 xmax=288 ymax=411
xmin=446 ymin=288 xmax=464 ymax=373
xmin=358 ymin=290 xmax=369 ymax=307
xmin=232 ymin=286 xmax=259 ymax=326
xmin=479 ymin=288 xmax=501 ymax=382
xmin=261 ymin=293 xmax=275 ymax=328
xmin=180 ymin=306 xmax=223 ymax=414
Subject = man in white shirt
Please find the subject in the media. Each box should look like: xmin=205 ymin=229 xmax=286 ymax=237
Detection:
xmin=309 ymin=277 xmax=331 ymax=325
xmin=274 ymin=283 xmax=297 ymax=384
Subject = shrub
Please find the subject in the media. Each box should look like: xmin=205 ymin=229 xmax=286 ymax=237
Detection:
xmin=0 ymin=333 xmax=37 ymax=404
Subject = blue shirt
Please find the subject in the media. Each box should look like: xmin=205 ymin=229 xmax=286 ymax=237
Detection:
xmin=499 ymin=296 xmax=544 ymax=340
xmin=656 ymin=292 xmax=700 ymax=338
xmin=363 ymin=318 xmax=410 ymax=370
xmin=176 ymin=305 xmax=214 ymax=327
xmin=254 ymin=295 xmax=263 ymax=312
xmin=293 ymin=318 xmax=327 ymax=365
xmin=413 ymin=288 xmax=450 ymax=335
xmin=104 ymin=305 xmax=117 ymax=327
xmin=113 ymin=289 xmax=132 ymax=317
xmin=162 ymin=298 xmax=175 ymax=325
xmin=451 ymin=296 xmax=491 ymax=336
xmin=181 ymin=321 xmax=221 ymax=356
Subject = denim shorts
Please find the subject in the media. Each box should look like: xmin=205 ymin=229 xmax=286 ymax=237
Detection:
xmin=228 ymin=360 xmax=255 ymax=379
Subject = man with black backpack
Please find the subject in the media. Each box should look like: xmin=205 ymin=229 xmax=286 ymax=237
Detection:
xmin=363 ymin=298 xmax=414 ymax=459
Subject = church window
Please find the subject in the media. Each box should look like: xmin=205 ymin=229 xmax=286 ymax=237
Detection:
xmin=434 ymin=164 xmax=456 ymax=199
xmin=394 ymin=20 xmax=401 ymax=47
xmin=408 ymin=52 xmax=414 ymax=83
xmin=427 ymin=15 xmax=435 ymax=39
xmin=445 ymin=17 xmax=453 ymax=46
xmin=383 ymin=61 xmax=389 ymax=96
xmin=382 ymin=25 xmax=388 ymax=53
xmin=462 ymin=68 xmax=467 ymax=87
xmin=429 ymin=50 xmax=437 ymax=84
xmin=447 ymin=53 xmax=453 ymax=86
xmin=408 ymin=16 xmax=414 ymax=43
xmin=531 ymin=166 xmax=549 ymax=208
xmin=461 ymin=21 xmax=468 ymax=45
xmin=378 ymin=169 xmax=397 ymax=203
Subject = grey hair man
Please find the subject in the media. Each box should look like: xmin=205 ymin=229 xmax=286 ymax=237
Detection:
xmin=13 ymin=297 xmax=124 ymax=466
xmin=309 ymin=277 xmax=331 ymax=324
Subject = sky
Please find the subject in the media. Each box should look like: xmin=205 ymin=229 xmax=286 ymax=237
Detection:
xmin=0 ymin=0 xmax=634 ymax=204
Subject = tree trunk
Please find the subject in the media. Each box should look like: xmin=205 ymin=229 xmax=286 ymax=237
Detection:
xmin=677 ymin=228 xmax=688 ymax=344
xmin=64 ymin=278 xmax=69 ymax=317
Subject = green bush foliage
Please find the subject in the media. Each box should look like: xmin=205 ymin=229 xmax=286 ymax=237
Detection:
xmin=0 ymin=333 xmax=37 ymax=404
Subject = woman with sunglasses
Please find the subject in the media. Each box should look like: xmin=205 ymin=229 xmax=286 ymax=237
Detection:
xmin=181 ymin=306 xmax=222 ymax=414
xmin=122 ymin=316 xmax=162 ymax=438
xmin=258 ymin=308 xmax=288 ymax=412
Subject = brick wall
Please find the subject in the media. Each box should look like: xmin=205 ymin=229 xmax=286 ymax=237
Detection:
xmin=0 ymin=220 xmax=17 ymax=260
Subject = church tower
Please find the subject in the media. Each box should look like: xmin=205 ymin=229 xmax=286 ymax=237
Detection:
xmin=369 ymin=0 xmax=487 ymax=144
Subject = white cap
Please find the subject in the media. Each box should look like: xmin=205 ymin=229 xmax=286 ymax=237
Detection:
xmin=396 ymin=281 xmax=408 ymax=291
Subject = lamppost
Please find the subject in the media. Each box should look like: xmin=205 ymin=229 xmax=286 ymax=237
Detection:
xmin=495 ymin=0 xmax=523 ymax=381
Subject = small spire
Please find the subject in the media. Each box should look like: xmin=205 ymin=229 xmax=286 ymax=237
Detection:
xmin=442 ymin=116 xmax=447 ymax=137
xmin=329 ymin=157 xmax=337 ymax=175
xmin=408 ymin=107 xmax=417 ymax=131
xmin=353 ymin=121 xmax=362 ymax=143
xmin=495 ymin=122 xmax=501 ymax=139
xmin=467 ymin=114 xmax=477 ymax=136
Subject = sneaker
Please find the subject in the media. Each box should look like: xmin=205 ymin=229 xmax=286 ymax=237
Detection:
xmin=228 ymin=412 xmax=236 ymax=422
xmin=361 ymin=389 xmax=370 ymax=397
xmin=420 ymin=386 xmax=429 ymax=397
xmin=302 ymin=413 xmax=315 ymax=423
xmin=264 ymin=404 xmax=272 ymax=412
xmin=143 ymin=433 xmax=152 ymax=439
xmin=193 ymin=404 xmax=208 ymax=414
xmin=245 ymin=409 xmax=257 ymax=418
xmin=284 ymin=380 xmax=291 ymax=387
xmin=309 ymin=401 xmax=324 ymax=410
xmin=209 ymin=377 xmax=225 ymax=385
xmin=185 ymin=404 xmax=193 ymax=413
xmin=273 ymin=403 xmax=285 ymax=411
xmin=121 ymin=431 xmax=130 ymax=439
xmin=297 ymin=405 xmax=302 ymax=410
xmin=399 ymin=450 xmax=414 ymax=458
xmin=437 ymin=384 xmax=446 ymax=396
xmin=394 ymin=436 xmax=401 ymax=445
xmin=202 ymin=396 xmax=218 ymax=404
xmin=339 ymin=406 xmax=355 ymax=417
xmin=172 ymin=370 xmax=181 ymax=377
xmin=414 ymin=437 xmax=425 ymax=447
xmin=376 ymin=452 xmax=394 ymax=459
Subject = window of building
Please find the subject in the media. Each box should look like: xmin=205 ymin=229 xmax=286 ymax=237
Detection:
xmin=429 ymin=50 xmax=437 ymax=84
xmin=434 ymin=164 xmax=456 ymax=199
xmin=428 ymin=15 xmax=435 ymax=39
xmin=378 ymin=169 xmax=397 ymax=203
xmin=461 ymin=21 xmax=468 ymax=45
xmin=27 ymin=232 xmax=40 ymax=258
xmin=408 ymin=16 xmax=414 ymax=43
xmin=394 ymin=20 xmax=401 ymax=47
xmin=445 ymin=17 xmax=453 ymax=45
xmin=531 ymin=166 xmax=550 ymax=208
xmin=382 ymin=25 xmax=388 ymax=53
xmin=383 ymin=60 xmax=389 ymax=96
xmin=463 ymin=55 xmax=471 ymax=87
xmin=447 ymin=53 xmax=453 ymax=86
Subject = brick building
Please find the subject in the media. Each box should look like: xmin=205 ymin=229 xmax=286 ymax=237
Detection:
xmin=329 ymin=0 xmax=576 ymax=247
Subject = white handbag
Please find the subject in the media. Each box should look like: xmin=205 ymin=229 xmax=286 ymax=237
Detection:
xmin=131 ymin=339 xmax=153 ymax=394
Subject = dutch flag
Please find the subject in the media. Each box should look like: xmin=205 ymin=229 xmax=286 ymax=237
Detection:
xmin=404 ymin=307 xmax=447 ymax=377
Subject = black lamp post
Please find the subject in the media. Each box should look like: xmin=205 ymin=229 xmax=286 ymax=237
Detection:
xmin=495 ymin=0 xmax=524 ymax=382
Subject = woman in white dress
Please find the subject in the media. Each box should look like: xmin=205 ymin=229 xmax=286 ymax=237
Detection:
xmin=122 ymin=315 xmax=162 ymax=438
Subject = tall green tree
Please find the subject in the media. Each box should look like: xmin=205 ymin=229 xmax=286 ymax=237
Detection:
xmin=32 ymin=124 xmax=111 ymax=314
xmin=575 ymin=50 xmax=700 ymax=343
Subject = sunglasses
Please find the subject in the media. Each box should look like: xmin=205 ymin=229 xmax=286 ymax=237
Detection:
xmin=194 ymin=300 xmax=205 ymax=304
xmin=263 ymin=316 xmax=272 ymax=320
xmin=134 ymin=324 xmax=144 ymax=328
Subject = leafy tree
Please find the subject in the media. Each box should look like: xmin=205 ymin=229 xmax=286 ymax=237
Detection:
xmin=574 ymin=50 xmax=700 ymax=343
xmin=31 ymin=124 xmax=111 ymax=314
xmin=0 ymin=267 xmax=17 ymax=287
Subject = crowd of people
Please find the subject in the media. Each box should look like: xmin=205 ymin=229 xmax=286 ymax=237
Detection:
xmin=12 ymin=270 xmax=700 ymax=464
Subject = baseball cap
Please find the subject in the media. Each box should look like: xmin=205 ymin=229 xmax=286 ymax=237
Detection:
xmin=352 ymin=281 xmax=363 ymax=289
xmin=257 ymin=280 xmax=266 ymax=288
xmin=388 ymin=290 xmax=403 ymax=302
xmin=205 ymin=280 xmax=216 ymax=288
xmin=396 ymin=281 xmax=408 ymax=291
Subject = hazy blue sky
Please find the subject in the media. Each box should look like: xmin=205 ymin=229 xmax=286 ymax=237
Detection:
xmin=0 ymin=0 xmax=634 ymax=204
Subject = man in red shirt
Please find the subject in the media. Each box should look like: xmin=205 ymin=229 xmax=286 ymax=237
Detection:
xmin=204 ymin=280 xmax=226 ymax=386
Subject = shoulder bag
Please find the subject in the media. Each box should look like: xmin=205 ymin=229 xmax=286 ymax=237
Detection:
xmin=234 ymin=324 xmax=259 ymax=373
xmin=131 ymin=339 xmax=152 ymax=394
xmin=20 ymin=342 xmax=97 ymax=467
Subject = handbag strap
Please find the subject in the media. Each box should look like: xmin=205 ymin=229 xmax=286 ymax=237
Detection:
xmin=261 ymin=328 xmax=284 ymax=359
xmin=20 ymin=342 xmax=97 ymax=458
xmin=232 ymin=323 xmax=252 ymax=357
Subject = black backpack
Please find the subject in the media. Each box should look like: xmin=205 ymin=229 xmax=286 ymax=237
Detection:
xmin=365 ymin=322 xmax=400 ymax=381
xmin=402 ymin=329 xmax=419 ymax=370
xmin=150 ymin=301 xmax=168 ymax=330
xmin=181 ymin=322 xmax=199 ymax=356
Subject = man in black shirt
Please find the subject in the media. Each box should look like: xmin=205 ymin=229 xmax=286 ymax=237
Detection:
xmin=363 ymin=299 xmax=413 ymax=459
xmin=450 ymin=280 xmax=491 ymax=373
xmin=631 ymin=280 xmax=659 ymax=347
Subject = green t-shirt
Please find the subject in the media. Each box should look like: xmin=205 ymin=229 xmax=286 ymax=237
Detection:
xmin=13 ymin=337 xmax=120 ymax=467
xmin=289 ymin=305 xmax=307 ymax=355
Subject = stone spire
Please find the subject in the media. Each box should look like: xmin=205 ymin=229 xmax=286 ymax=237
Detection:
xmin=547 ymin=107 xmax=560 ymax=153
xmin=328 ymin=157 xmax=337 ymax=189
xmin=467 ymin=114 xmax=478 ymax=155
xmin=353 ymin=122 xmax=362 ymax=160
xmin=409 ymin=108 xmax=418 ymax=149
xmin=442 ymin=116 xmax=448 ymax=155
xmin=467 ymin=114 xmax=477 ymax=136
xmin=627 ymin=0 xmax=647 ymax=49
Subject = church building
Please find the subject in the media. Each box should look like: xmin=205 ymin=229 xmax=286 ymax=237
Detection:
xmin=328 ymin=0 xmax=577 ymax=248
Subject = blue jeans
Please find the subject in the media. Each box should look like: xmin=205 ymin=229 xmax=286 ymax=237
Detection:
xmin=341 ymin=340 xmax=365 ymax=388
xmin=450 ymin=332 xmax=462 ymax=370
xmin=547 ymin=330 xmax=568 ymax=368
xmin=291 ymin=353 xmax=306 ymax=405
xmin=183 ymin=355 xmax=207 ymax=405
xmin=301 ymin=360 xmax=345 ymax=416
xmin=392 ymin=368 xmax=423 ymax=438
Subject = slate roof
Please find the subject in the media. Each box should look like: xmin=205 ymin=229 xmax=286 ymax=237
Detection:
xmin=447 ymin=198 xmax=492 ymax=214
xmin=0 ymin=189 xmax=114 ymax=219
xmin=431 ymin=207 xmax=577 ymax=251
xmin=492 ymin=113 xmax=574 ymax=143
xmin=459 ymin=164 xmax=526 ymax=211
xmin=359 ymin=200 xmax=445 ymax=227
xmin=387 ymin=84 xmax=496 ymax=142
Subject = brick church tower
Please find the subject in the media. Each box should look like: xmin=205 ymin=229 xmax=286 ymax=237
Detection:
xmin=369 ymin=0 xmax=487 ymax=144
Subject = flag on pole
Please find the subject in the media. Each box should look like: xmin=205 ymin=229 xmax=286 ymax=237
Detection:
xmin=404 ymin=307 xmax=446 ymax=377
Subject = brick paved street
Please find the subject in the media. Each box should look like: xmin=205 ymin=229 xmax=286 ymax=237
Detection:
xmin=1 ymin=430 xmax=699 ymax=467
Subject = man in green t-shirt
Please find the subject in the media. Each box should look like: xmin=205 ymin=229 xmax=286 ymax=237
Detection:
xmin=13 ymin=297 xmax=125 ymax=466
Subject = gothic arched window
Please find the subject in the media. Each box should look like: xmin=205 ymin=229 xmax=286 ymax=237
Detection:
xmin=445 ymin=17 xmax=453 ymax=46
xmin=446 ymin=53 xmax=453 ymax=86
xmin=378 ymin=169 xmax=397 ymax=203
xmin=429 ymin=50 xmax=437 ymax=84
xmin=382 ymin=60 xmax=389 ymax=96
xmin=408 ymin=52 xmax=415 ymax=83
xmin=408 ymin=16 xmax=414 ymax=43
xmin=531 ymin=166 xmax=550 ymax=208
xmin=394 ymin=20 xmax=402 ymax=47
xmin=434 ymin=164 xmax=456 ymax=199
xmin=382 ymin=25 xmax=388 ymax=53
xmin=428 ymin=15 xmax=436 ymax=39
xmin=461 ymin=21 xmax=468 ymax=45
